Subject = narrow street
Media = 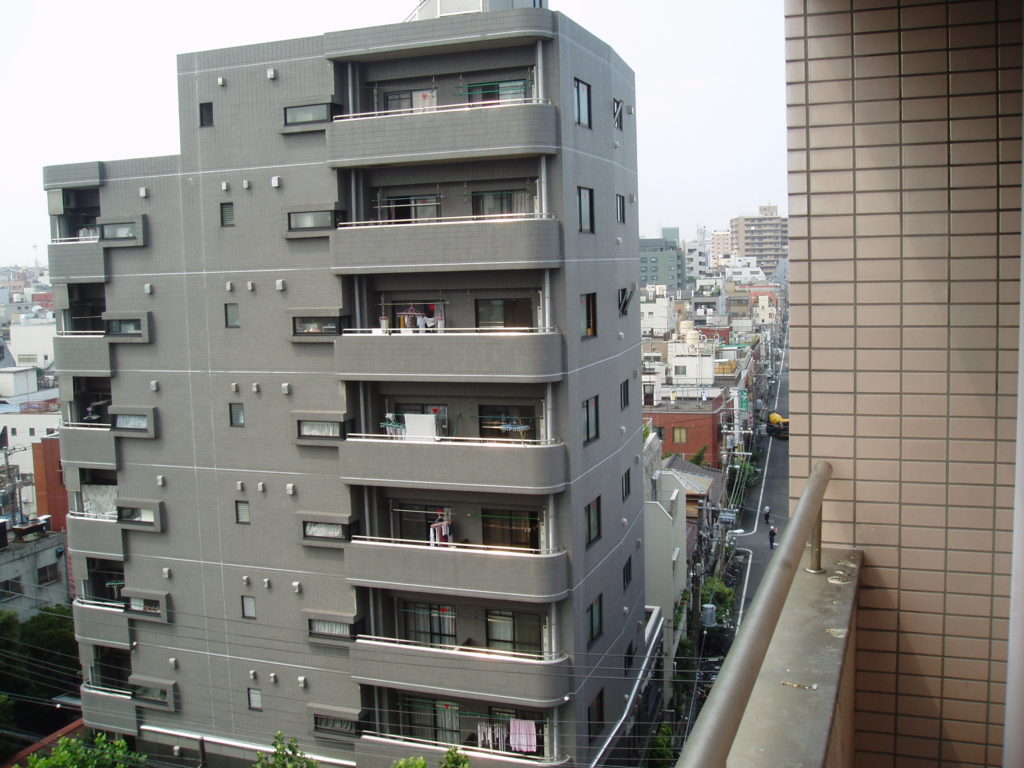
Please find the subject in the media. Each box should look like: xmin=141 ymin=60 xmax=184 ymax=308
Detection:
xmin=733 ymin=330 xmax=789 ymax=627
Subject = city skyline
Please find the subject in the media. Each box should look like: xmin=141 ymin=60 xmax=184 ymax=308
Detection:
xmin=1 ymin=0 xmax=786 ymax=266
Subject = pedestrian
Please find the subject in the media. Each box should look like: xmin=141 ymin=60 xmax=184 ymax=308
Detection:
xmin=768 ymin=526 xmax=777 ymax=550
xmin=763 ymin=505 xmax=770 ymax=524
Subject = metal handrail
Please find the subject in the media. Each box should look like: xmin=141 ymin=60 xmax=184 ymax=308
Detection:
xmin=50 ymin=235 xmax=100 ymax=244
xmin=342 ymin=326 xmax=556 ymax=335
xmin=676 ymin=460 xmax=833 ymax=768
xmin=337 ymin=211 xmax=555 ymax=228
xmin=347 ymin=433 xmax=558 ymax=447
xmin=352 ymin=534 xmax=563 ymax=557
xmin=334 ymin=97 xmax=549 ymax=121
xmin=356 ymin=634 xmax=567 ymax=663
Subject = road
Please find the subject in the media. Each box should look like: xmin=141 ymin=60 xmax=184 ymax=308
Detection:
xmin=732 ymin=333 xmax=790 ymax=627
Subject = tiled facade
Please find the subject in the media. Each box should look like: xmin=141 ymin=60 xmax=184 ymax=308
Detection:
xmin=786 ymin=2 xmax=1021 ymax=766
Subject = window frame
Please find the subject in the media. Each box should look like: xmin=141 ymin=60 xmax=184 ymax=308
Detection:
xmin=313 ymin=713 xmax=361 ymax=738
xmin=616 ymin=194 xmax=626 ymax=224
xmin=247 ymin=687 xmax=263 ymax=711
xmin=622 ymin=556 xmax=632 ymax=591
xmin=586 ymin=595 xmax=603 ymax=645
xmin=621 ymin=468 xmax=632 ymax=501
xmin=0 ymin=577 xmax=23 ymax=602
xmin=220 ymin=202 xmax=235 ymax=227
xmin=613 ymin=98 xmax=624 ymax=130
xmin=620 ymin=379 xmax=630 ymax=410
xmin=585 ymin=497 xmax=601 ymax=546
xmin=577 ymin=186 xmax=594 ymax=233
xmin=574 ymin=78 xmax=592 ymax=128
xmin=588 ymin=689 xmax=604 ymax=740
xmin=580 ymin=292 xmax=597 ymax=337
xmin=297 ymin=420 xmax=343 ymax=440
xmin=583 ymin=395 xmax=600 ymax=443
xmin=673 ymin=426 xmax=688 ymax=443
xmin=199 ymin=102 xmax=214 ymax=127
xmin=241 ymin=594 xmax=257 ymax=619
xmin=288 ymin=210 xmax=337 ymax=231
xmin=235 ymin=500 xmax=251 ymax=525
xmin=283 ymin=103 xmax=336 ymax=125
xmin=229 ymin=403 xmax=245 ymax=427
xmin=224 ymin=303 xmax=240 ymax=328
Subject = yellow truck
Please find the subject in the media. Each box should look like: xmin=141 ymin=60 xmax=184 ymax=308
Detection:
xmin=766 ymin=412 xmax=789 ymax=439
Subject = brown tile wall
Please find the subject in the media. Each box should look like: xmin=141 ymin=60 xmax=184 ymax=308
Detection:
xmin=785 ymin=1 xmax=1021 ymax=766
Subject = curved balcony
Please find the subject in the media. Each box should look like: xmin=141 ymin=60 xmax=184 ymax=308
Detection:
xmin=338 ymin=434 xmax=566 ymax=494
xmin=80 ymin=683 xmax=137 ymax=734
xmin=331 ymin=214 xmax=561 ymax=274
xmin=346 ymin=537 xmax=568 ymax=602
xmin=54 ymin=333 xmax=110 ymax=376
xmin=351 ymin=635 xmax=571 ymax=709
xmin=335 ymin=328 xmax=564 ymax=383
xmin=327 ymin=101 xmax=557 ymax=168
xmin=60 ymin=423 xmax=115 ymax=468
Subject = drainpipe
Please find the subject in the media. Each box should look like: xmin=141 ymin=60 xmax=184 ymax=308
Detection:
xmin=543 ymin=269 xmax=551 ymax=330
xmin=535 ymin=40 xmax=544 ymax=101
xmin=539 ymin=157 xmax=548 ymax=215
xmin=347 ymin=62 xmax=354 ymax=113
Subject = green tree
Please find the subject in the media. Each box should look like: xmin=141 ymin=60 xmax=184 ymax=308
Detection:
xmin=648 ymin=723 xmax=675 ymax=768
xmin=24 ymin=732 xmax=145 ymax=767
xmin=252 ymin=733 xmax=318 ymax=768
xmin=439 ymin=747 xmax=470 ymax=768
xmin=19 ymin=605 xmax=80 ymax=698
xmin=390 ymin=758 xmax=427 ymax=768
xmin=689 ymin=445 xmax=708 ymax=466
xmin=700 ymin=576 xmax=735 ymax=616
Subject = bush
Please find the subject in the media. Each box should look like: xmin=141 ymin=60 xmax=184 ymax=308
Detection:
xmin=700 ymin=576 xmax=735 ymax=616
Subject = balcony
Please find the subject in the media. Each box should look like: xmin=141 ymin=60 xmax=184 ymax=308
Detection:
xmin=327 ymin=100 xmax=557 ymax=168
xmin=54 ymin=333 xmax=110 ymax=376
xmin=80 ymin=683 xmax=137 ymax=734
xmin=67 ymin=510 xmax=123 ymax=557
xmin=346 ymin=537 xmax=568 ymax=602
xmin=338 ymin=435 xmax=566 ymax=495
xmin=330 ymin=214 xmax=561 ymax=274
xmin=351 ymin=636 xmax=570 ymax=708
xmin=334 ymin=328 xmax=564 ymax=383
xmin=676 ymin=462 xmax=861 ymax=768
xmin=48 ymin=239 xmax=105 ymax=284
xmin=60 ymin=423 xmax=115 ymax=468
xmin=73 ymin=597 xmax=128 ymax=647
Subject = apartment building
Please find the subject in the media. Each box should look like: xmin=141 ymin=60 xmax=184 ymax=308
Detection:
xmin=730 ymin=205 xmax=789 ymax=278
xmin=787 ymin=1 xmax=1022 ymax=766
xmin=45 ymin=2 xmax=662 ymax=767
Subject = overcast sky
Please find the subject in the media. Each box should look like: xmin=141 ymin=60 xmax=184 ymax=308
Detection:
xmin=1 ymin=0 xmax=786 ymax=267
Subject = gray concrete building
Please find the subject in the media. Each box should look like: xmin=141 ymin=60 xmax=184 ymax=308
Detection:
xmin=45 ymin=2 xmax=662 ymax=766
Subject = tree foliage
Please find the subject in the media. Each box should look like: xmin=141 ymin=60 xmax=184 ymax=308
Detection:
xmin=252 ymin=733 xmax=318 ymax=768
xmin=23 ymin=732 xmax=145 ymax=768
xmin=390 ymin=758 xmax=427 ymax=768
xmin=439 ymin=748 xmax=470 ymax=768
xmin=20 ymin=605 xmax=79 ymax=697
xmin=701 ymin=576 xmax=735 ymax=616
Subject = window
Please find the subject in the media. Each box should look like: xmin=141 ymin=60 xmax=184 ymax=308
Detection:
xmin=673 ymin=426 xmax=688 ymax=443
xmin=298 ymin=420 xmax=343 ymax=439
xmin=314 ymin=714 xmax=360 ymax=737
xmin=583 ymin=395 xmax=599 ymax=443
xmin=478 ymin=404 xmax=536 ymax=441
xmin=588 ymin=690 xmax=604 ymax=740
xmin=624 ymin=641 xmax=636 ymax=671
xmin=580 ymin=292 xmax=597 ymax=337
xmin=106 ymin=318 xmax=142 ymax=335
xmin=379 ymin=195 xmax=440 ymax=223
xmin=577 ymin=186 xmax=594 ymax=232
xmin=288 ymin=211 xmax=336 ymax=230
xmin=0 ymin=578 xmax=23 ymax=602
xmin=586 ymin=595 xmax=603 ymax=644
xmin=118 ymin=506 xmax=156 ymax=525
xmin=293 ymin=316 xmax=341 ymax=335
xmin=675 ymin=365 xmax=687 ymax=376
xmin=403 ymin=695 xmax=460 ymax=744
xmin=622 ymin=556 xmax=632 ymax=590
xmin=229 ymin=403 xmax=245 ymax=427
xmin=574 ymin=78 xmax=591 ymax=127
xmin=37 ymin=563 xmax=60 ymax=586
xmin=620 ymin=379 xmax=630 ymax=410
xmin=113 ymin=413 xmax=148 ymax=430
xmin=247 ymin=688 xmax=263 ymax=711
xmin=101 ymin=222 xmax=136 ymax=240
xmin=224 ymin=303 xmax=240 ymax=328
xmin=403 ymin=601 xmax=456 ymax=646
xmin=134 ymin=684 xmax=169 ymax=704
xmin=471 ymin=190 xmax=532 ymax=216
xmin=128 ymin=597 xmax=161 ymax=615
xmin=220 ymin=202 xmax=234 ymax=227
xmin=481 ymin=509 xmax=539 ymax=550
xmin=303 ymin=521 xmax=349 ymax=541
xmin=467 ymin=80 xmax=527 ymax=103
xmin=616 ymin=194 xmax=626 ymax=224
xmin=585 ymin=497 xmax=601 ymax=545
xmin=241 ymin=595 xmax=257 ymax=619
xmin=28 ymin=428 xmax=35 ymax=437
xmin=613 ymin=98 xmax=624 ymax=130
xmin=8 ymin=429 xmax=14 ymax=437
xmin=308 ymin=618 xmax=355 ymax=639
xmin=621 ymin=468 xmax=632 ymax=501
xmin=486 ymin=609 xmax=542 ymax=653
xmin=284 ymin=103 xmax=335 ymax=124
xmin=235 ymin=500 xmax=250 ymax=524
xmin=199 ymin=102 xmax=214 ymax=127
xmin=384 ymin=88 xmax=437 ymax=112
xmin=15 ymin=355 xmax=36 ymax=364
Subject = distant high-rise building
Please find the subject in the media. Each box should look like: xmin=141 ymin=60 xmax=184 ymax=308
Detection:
xmin=709 ymin=229 xmax=732 ymax=267
xmin=730 ymin=205 xmax=788 ymax=277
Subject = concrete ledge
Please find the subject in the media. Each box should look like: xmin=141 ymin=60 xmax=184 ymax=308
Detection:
xmin=727 ymin=547 xmax=860 ymax=768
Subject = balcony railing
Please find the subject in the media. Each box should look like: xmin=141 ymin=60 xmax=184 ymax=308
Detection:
xmin=338 ymin=212 xmax=555 ymax=229
xmin=51 ymin=233 xmax=101 ymax=245
xmin=342 ymin=326 xmax=554 ymax=336
xmin=74 ymin=595 xmax=125 ymax=612
xmin=84 ymin=665 xmax=132 ymax=697
xmin=353 ymin=535 xmax=561 ymax=557
xmin=356 ymin=634 xmax=566 ymax=663
xmin=57 ymin=330 xmax=105 ymax=337
xmin=334 ymin=97 xmax=550 ymax=122
xmin=676 ymin=460 xmax=861 ymax=768
xmin=361 ymin=730 xmax=567 ymax=765
xmin=347 ymin=433 xmax=557 ymax=447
